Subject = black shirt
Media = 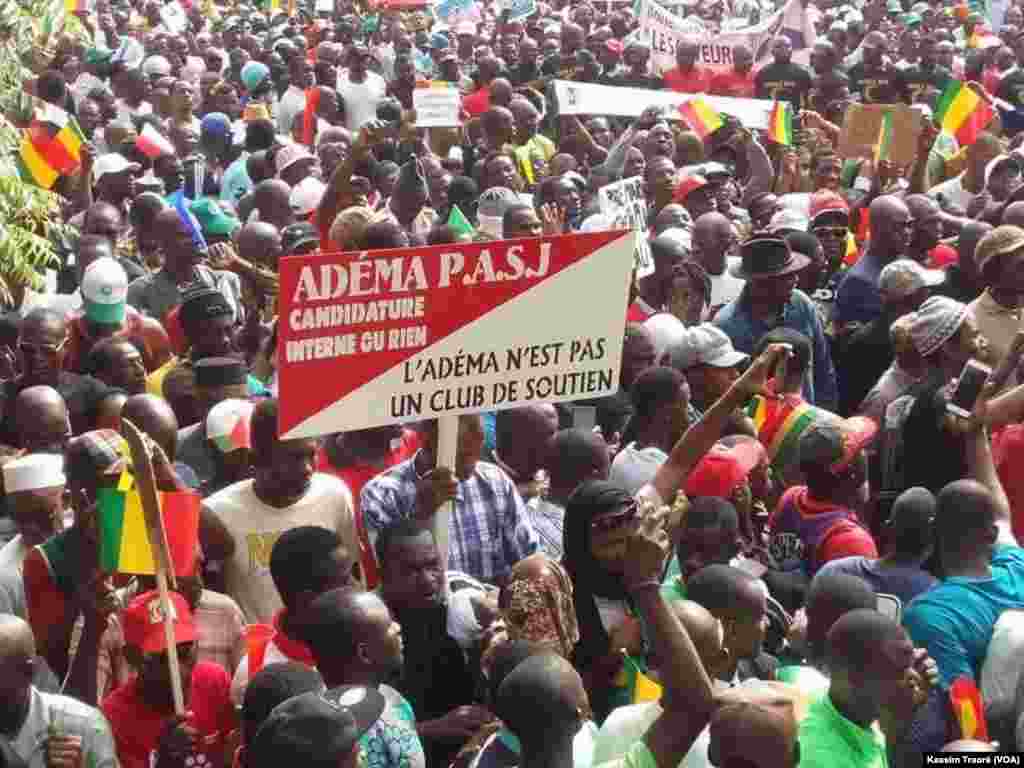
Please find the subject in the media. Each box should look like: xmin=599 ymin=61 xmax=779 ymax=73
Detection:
xmin=0 ymin=372 xmax=117 ymax=445
xmin=998 ymin=68 xmax=1024 ymax=109
xmin=933 ymin=265 xmax=983 ymax=304
xmin=847 ymin=63 xmax=909 ymax=104
xmin=755 ymin=61 xmax=812 ymax=111
xmin=900 ymin=64 xmax=952 ymax=105
xmin=902 ymin=373 xmax=966 ymax=494
xmin=837 ymin=315 xmax=894 ymax=417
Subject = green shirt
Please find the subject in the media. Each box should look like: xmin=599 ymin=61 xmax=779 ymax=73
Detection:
xmin=798 ymin=694 xmax=887 ymax=768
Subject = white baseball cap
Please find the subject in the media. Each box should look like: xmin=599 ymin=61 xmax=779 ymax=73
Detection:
xmin=81 ymin=257 xmax=128 ymax=325
xmin=93 ymin=153 xmax=141 ymax=182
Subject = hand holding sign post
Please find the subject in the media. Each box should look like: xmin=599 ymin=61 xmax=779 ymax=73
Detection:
xmin=277 ymin=233 xmax=636 ymax=568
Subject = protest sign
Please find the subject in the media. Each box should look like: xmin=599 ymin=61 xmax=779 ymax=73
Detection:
xmin=277 ymin=231 xmax=636 ymax=439
xmin=837 ymin=103 xmax=922 ymax=170
xmin=501 ymin=0 xmax=537 ymax=22
xmin=433 ymin=0 xmax=475 ymax=24
xmin=637 ymin=0 xmax=815 ymax=75
xmin=598 ymin=178 xmax=654 ymax=278
xmin=413 ymin=85 xmax=462 ymax=127
xmin=552 ymin=80 xmax=774 ymax=129
xmin=159 ymin=1 xmax=188 ymax=34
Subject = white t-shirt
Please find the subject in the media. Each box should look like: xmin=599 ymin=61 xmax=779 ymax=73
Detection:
xmin=0 ymin=534 xmax=29 ymax=573
xmin=12 ymin=688 xmax=117 ymax=768
xmin=610 ymin=443 xmax=668 ymax=497
xmin=203 ymin=473 xmax=356 ymax=622
xmin=706 ymin=257 xmax=745 ymax=318
xmin=927 ymin=172 xmax=976 ymax=212
xmin=278 ymin=85 xmax=308 ymax=136
xmin=337 ymin=70 xmax=387 ymax=132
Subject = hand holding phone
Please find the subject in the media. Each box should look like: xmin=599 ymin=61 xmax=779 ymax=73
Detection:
xmin=947 ymin=359 xmax=992 ymax=419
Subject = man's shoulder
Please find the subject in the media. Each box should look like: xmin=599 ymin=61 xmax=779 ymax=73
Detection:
xmin=197 ymin=588 xmax=245 ymax=618
xmin=203 ymin=479 xmax=257 ymax=511
xmin=362 ymin=457 xmax=417 ymax=495
xmin=37 ymin=688 xmax=110 ymax=729
xmin=470 ymin=459 xmax=516 ymax=490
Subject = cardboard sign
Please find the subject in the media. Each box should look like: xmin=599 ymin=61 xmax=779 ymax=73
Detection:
xmin=551 ymin=80 xmax=775 ymax=129
xmin=413 ymin=85 xmax=462 ymax=127
xmin=837 ymin=103 xmax=922 ymax=170
xmin=598 ymin=178 xmax=654 ymax=278
xmin=277 ymin=232 xmax=636 ymax=438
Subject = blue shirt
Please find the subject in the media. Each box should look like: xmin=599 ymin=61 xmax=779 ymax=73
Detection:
xmin=903 ymin=544 xmax=1024 ymax=687
xmin=713 ymin=287 xmax=838 ymax=411
xmin=360 ymin=453 xmax=539 ymax=584
xmin=836 ymin=251 xmax=884 ymax=328
xmin=221 ymin=153 xmax=252 ymax=205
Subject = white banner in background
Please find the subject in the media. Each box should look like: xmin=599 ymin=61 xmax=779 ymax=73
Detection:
xmin=638 ymin=0 xmax=816 ymax=75
xmin=551 ymin=80 xmax=774 ymax=130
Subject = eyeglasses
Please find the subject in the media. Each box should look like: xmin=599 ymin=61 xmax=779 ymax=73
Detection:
xmin=20 ymin=338 xmax=68 ymax=356
xmin=813 ymin=227 xmax=847 ymax=238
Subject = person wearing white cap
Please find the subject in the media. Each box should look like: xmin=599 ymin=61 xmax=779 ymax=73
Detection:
xmin=290 ymin=177 xmax=327 ymax=219
xmin=968 ymin=225 xmax=1024 ymax=379
xmin=0 ymin=454 xmax=66 ymax=572
xmin=665 ymin=324 xmax=749 ymax=414
xmin=901 ymin=296 xmax=988 ymax=493
xmin=0 ymin=453 xmax=67 ymax=620
xmin=64 ymin=258 xmax=172 ymax=375
xmin=203 ymin=399 xmax=255 ymax=497
xmin=839 ymin=258 xmax=943 ymax=415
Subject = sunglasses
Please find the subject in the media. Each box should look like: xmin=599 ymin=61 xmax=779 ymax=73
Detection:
xmin=20 ymin=338 xmax=68 ymax=356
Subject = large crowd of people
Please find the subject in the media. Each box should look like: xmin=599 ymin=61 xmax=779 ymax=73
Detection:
xmin=6 ymin=0 xmax=1024 ymax=765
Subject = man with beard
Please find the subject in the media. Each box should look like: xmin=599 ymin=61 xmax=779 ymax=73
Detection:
xmin=375 ymin=523 xmax=494 ymax=768
xmin=836 ymin=195 xmax=915 ymax=331
xmin=200 ymin=399 xmax=357 ymax=622
xmin=361 ymin=416 xmax=538 ymax=586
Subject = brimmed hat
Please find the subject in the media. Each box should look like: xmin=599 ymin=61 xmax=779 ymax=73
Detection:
xmin=975 ymin=224 xmax=1024 ymax=275
xmin=909 ymin=296 xmax=969 ymax=357
xmin=668 ymin=324 xmax=748 ymax=371
xmin=731 ymin=235 xmax=809 ymax=280
xmin=685 ymin=439 xmax=766 ymax=498
xmin=276 ymin=144 xmax=315 ymax=175
xmin=798 ymin=416 xmax=878 ymax=475
xmin=768 ymin=209 xmax=809 ymax=234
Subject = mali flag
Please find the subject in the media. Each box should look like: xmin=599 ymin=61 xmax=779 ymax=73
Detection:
xmin=16 ymin=104 xmax=85 ymax=189
xmin=97 ymin=477 xmax=200 ymax=577
xmin=950 ymin=677 xmax=989 ymax=741
xmin=616 ymin=654 xmax=663 ymax=705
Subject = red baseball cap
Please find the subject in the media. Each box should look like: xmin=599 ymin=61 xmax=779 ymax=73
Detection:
xmin=685 ymin=440 xmax=766 ymax=498
xmin=809 ymin=190 xmax=850 ymax=227
xmin=122 ymin=590 xmax=196 ymax=654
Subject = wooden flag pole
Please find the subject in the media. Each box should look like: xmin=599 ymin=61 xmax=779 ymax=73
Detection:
xmin=121 ymin=418 xmax=185 ymax=716
xmin=434 ymin=415 xmax=458 ymax=569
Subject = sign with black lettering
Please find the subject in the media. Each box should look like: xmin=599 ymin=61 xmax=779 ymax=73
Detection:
xmin=277 ymin=233 xmax=636 ymax=438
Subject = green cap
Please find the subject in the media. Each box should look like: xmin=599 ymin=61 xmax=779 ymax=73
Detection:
xmin=903 ymin=11 xmax=922 ymax=25
xmin=84 ymin=46 xmax=113 ymax=65
xmin=189 ymin=198 xmax=240 ymax=237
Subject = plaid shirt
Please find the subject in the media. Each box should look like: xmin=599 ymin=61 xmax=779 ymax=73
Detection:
xmin=361 ymin=454 xmax=539 ymax=585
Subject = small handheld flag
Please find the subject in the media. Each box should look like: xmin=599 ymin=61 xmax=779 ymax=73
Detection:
xmin=950 ymin=677 xmax=989 ymax=741
xmin=447 ymin=205 xmax=475 ymax=238
xmin=767 ymin=102 xmax=793 ymax=146
xmin=16 ymin=104 xmax=85 ymax=189
xmin=935 ymin=79 xmax=995 ymax=145
xmin=677 ymin=96 xmax=724 ymax=141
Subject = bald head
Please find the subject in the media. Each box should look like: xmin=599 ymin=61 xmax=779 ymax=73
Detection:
xmin=495 ymin=404 xmax=560 ymax=478
xmin=14 ymin=385 xmax=68 ymax=453
xmin=694 ymin=211 xmax=732 ymax=240
xmin=869 ymin=195 xmax=911 ymax=253
xmin=490 ymin=78 xmax=513 ymax=107
xmin=253 ymin=179 xmax=295 ymax=229
xmin=870 ymin=194 xmax=910 ymax=228
xmin=709 ymin=697 xmax=799 ymax=768
xmin=806 ymin=571 xmax=876 ymax=662
xmin=826 ymin=609 xmax=909 ymax=679
xmin=668 ymin=599 xmax=723 ymax=673
xmin=958 ymin=221 xmax=993 ymax=275
xmin=301 ymin=587 xmax=387 ymax=684
xmin=122 ymin=394 xmax=179 ymax=461
xmin=1003 ymin=202 xmax=1024 ymax=228
xmin=546 ymin=428 xmax=610 ymax=494
xmin=496 ymin=653 xmax=586 ymax=747
xmin=653 ymin=204 xmax=691 ymax=235
xmin=905 ymin=194 xmax=939 ymax=220
xmin=936 ymin=479 xmax=999 ymax=559
xmin=0 ymin=614 xmax=36 ymax=661
xmin=237 ymin=222 xmax=282 ymax=268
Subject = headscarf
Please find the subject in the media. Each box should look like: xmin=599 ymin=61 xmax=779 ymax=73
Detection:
xmin=499 ymin=554 xmax=579 ymax=659
xmin=563 ymin=479 xmax=636 ymax=666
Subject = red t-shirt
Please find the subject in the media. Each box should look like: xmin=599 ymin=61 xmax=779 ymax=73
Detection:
xmin=662 ymin=66 xmax=713 ymax=94
xmin=102 ymin=662 xmax=236 ymax=768
xmin=316 ymin=429 xmax=420 ymax=587
xmin=463 ymin=88 xmax=491 ymax=118
xmin=709 ymin=70 xmax=756 ymax=98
